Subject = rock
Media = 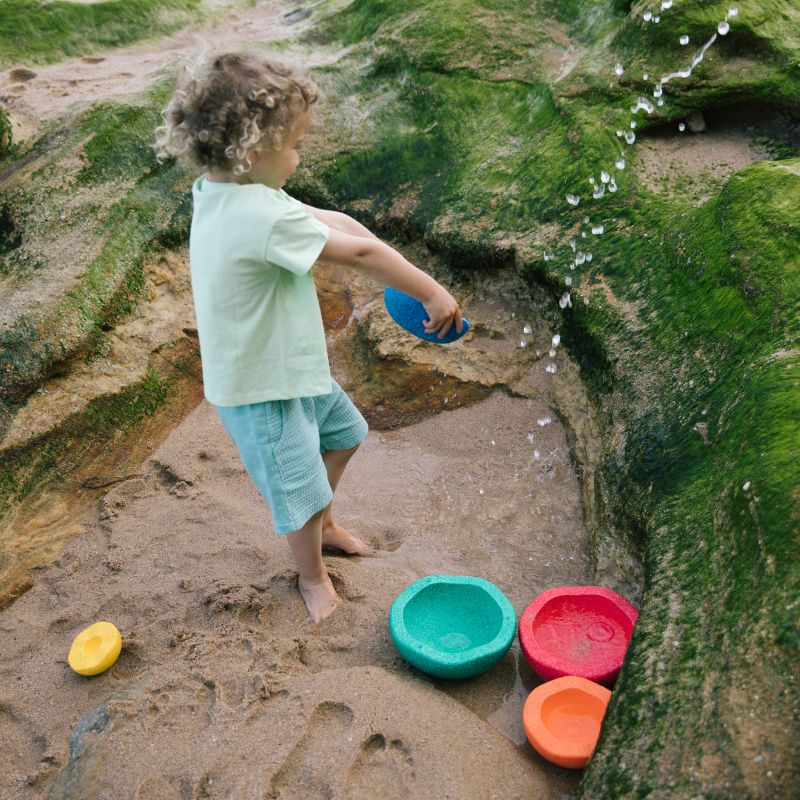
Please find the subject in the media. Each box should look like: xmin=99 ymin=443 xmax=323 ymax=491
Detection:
xmin=693 ymin=421 xmax=711 ymax=445
xmin=9 ymin=67 xmax=36 ymax=82
xmin=686 ymin=110 xmax=707 ymax=133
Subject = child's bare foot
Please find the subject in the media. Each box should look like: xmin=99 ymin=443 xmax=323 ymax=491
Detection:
xmin=298 ymin=572 xmax=340 ymax=623
xmin=321 ymin=520 xmax=371 ymax=555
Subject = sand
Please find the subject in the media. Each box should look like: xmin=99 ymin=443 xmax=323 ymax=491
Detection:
xmin=0 ymin=386 xmax=590 ymax=797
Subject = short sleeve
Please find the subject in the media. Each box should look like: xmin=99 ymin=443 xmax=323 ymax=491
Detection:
xmin=265 ymin=205 xmax=330 ymax=276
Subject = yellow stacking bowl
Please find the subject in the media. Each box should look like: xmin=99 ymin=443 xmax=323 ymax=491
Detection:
xmin=68 ymin=621 xmax=122 ymax=676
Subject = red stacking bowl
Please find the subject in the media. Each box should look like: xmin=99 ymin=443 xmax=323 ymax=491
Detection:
xmin=519 ymin=586 xmax=638 ymax=686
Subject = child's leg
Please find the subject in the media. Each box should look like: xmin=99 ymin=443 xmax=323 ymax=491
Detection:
xmin=286 ymin=508 xmax=339 ymax=623
xmin=320 ymin=445 xmax=370 ymax=555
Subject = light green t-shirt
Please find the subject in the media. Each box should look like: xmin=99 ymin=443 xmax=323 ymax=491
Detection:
xmin=189 ymin=174 xmax=331 ymax=406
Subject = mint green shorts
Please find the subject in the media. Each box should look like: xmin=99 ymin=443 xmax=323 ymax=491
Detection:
xmin=214 ymin=379 xmax=368 ymax=534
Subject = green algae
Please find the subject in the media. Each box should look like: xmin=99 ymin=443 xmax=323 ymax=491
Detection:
xmin=0 ymin=83 xmax=193 ymax=404
xmin=321 ymin=68 xmax=580 ymax=232
xmin=76 ymin=102 xmax=164 ymax=185
xmin=0 ymin=0 xmax=202 ymax=68
xmin=0 ymin=169 xmax=181 ymax=402
xmin=0 ymin=107 xmax=11 ymax=161
xmin=576 ymin=160 xmax=800 ymax=797
xmin=0 ymin=346 xmax=196 ymax=542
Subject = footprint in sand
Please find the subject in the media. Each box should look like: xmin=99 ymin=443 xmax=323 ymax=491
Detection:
xmin=343 ymin=733 xmax=415 ymax=800
xmin=267 ymin=701 xmax=354 ymax=799
xmin=370 ymin=527 xmax=403 ymax=553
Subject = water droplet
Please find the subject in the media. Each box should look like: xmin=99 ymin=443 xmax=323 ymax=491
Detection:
xmin=643 ymin=11 xmax=652 ymax=22
xmin=615 ymin=157 xmax=626 ymax=170
xmin=680 ymin=34 xmax=690 ymax=45
xmin=545 ymin=364 xmax=557 ymax=374
xmin=718 ymin=20 xmax=730 ymax=35
xmin=678 ymin=122 xmax=686 ymax=131
xmin=566 ymin=193 xmax=580 ymax=206
xmin=625 ymin=131 xmax=636 ymax=144
xmin=614 ymin=63 xmax=624 ymax=76
xmin=552 ymin=334 xmax=561 ymax=347
xmin=653 ymin=84 xmax=663 ymax=98
xmin=601 ymin=170 xmax=610 ymax=183
xmin=565 ymin=276 xmax=572 ymax=286
xmin=523 ymin=324 xmax=533 ymax=334
xmin=661 ymin=0 xmax=673 ymax=9
xmin=592 ymin=224 xmax=605 ymax=234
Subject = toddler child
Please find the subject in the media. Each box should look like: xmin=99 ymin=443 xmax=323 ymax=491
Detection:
xmin=154 ymin=51 xmax=462 ymax=623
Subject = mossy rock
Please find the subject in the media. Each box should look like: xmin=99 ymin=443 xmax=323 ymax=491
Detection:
xmin=0 ymin=85 xmax=193 ymax=408
xmin=303 ymin=1 xmax=799 ymax=795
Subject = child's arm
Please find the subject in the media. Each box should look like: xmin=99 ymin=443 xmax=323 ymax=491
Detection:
xmin=318 ymin=227 xmax=462 ymax=339
xmin=302 ymin=204 xmax=380 ymax=242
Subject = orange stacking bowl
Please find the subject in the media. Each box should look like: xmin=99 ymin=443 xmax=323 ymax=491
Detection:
xmin=522 ymin=675 xmax=611 ymax=769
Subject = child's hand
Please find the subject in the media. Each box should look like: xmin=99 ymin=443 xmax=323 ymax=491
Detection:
xmin=422 ymin=286 xmax=463 ymax=339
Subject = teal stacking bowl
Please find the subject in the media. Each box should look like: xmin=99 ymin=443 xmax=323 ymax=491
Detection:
xmin=389 ymin=575 xmax=517 ymax=678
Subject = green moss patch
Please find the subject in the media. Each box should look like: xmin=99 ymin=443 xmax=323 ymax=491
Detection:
xmin=0 ymin=0 xmax=202 ymax=68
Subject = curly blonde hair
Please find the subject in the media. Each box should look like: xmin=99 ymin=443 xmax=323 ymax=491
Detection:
xmin=154 ymin=50 xmax=319 ymax=177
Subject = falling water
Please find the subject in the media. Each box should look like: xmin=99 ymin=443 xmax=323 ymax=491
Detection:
xmin=545 ymin=4 xmax=740 ymax=320
xmin=530 ymin=4 xmax=740 ymax=467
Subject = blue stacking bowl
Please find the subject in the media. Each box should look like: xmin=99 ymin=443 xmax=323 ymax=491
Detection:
xmin=384 ymin=287 xmax=470 ymax=344
xmin=389 ymin=575 xmax=516 ymax=679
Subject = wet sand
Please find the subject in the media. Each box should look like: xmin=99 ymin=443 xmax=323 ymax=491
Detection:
xmin=0 ymin=386 xmax=589 ymax=797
